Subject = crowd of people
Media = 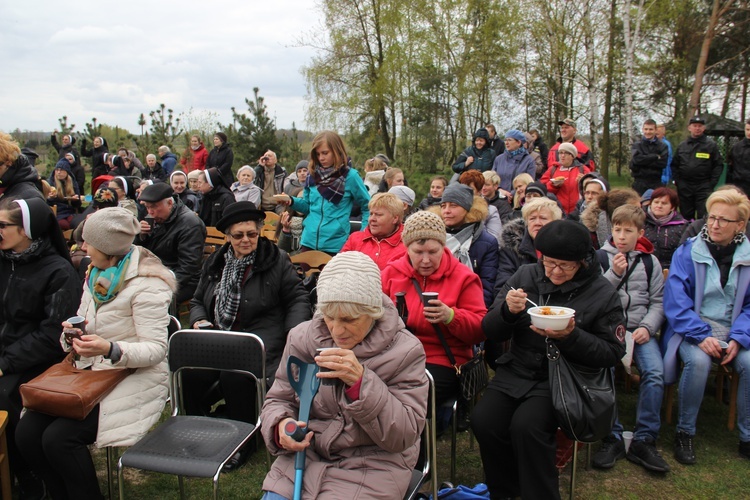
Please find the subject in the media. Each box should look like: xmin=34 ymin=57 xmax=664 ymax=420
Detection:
xmin=0 ymin=114 xmax=748 ymax=499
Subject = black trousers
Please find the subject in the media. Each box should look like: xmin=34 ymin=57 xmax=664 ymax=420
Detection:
xmin=426 ymin=363 xmax=460 ymax=409
xmin=677 ymin=181 xmax=711 ymax=221
xmin=0 ymin=366 xmax=48 ymax=481
xmin=181 ymin=370 xmax=258 ymax=423
xmin=471 ymin=388 xmax=560 ymax=500
xmin=632 ymin=177 xmax=662 ymax=196
xmin=15 ymin=407 xmax=102 ymax=500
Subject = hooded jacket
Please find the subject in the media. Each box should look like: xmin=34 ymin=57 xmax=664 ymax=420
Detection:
xmin=568 ymin=172 xmax=610 ymax=221
xmin=206 ymin=142 xmax=235 ymax=189
xmin=491 ymin=148 xmax=536 ymax=193
xmin=580 ymin=198 xmax=610 ymax=249
xmin=189 ymin=238 xmax=311 ymax=377
xmin=644 ymin=210 xmax=687 ymax=269
xmin=494 ymin=218 xmax=537 ymax=295
xmin=71 ymin=246 xmax=175 ymax=447
xmin=260 ymin=296 xmax=427 ymax=500
xmin=452 ymin=129 xmax=497 ymax=173
xmin=231 ymin=181 xmax=262 ymax=205
xmin=364 ymin=170 xmax=385 ymax=196
xmin=340 ymin=223 xmax=406 ymax=270
xmin=290 ymin=167 xmax=371 ymax=253
xmin=0 ymin=240 xmax=80 ymax=374
xmin=598 ymin=237 xmax=665 ymax=335
xmin=548 ymin=137 xmax=596 ymax=172
xmin=540 ymin=159 xmax=590 ymax=214
xmin=672 ymin=134 xmax=723 ymax=186
xmin=0 ymin=154 xmax=44 ymax=201
xmin=483 ymin=254 xmax=625 ymax=397
xmin=382 ymin=248 xmax=487 ymax=369
xmin=179 ymin=143 xmax=208 ymax=172
xmin=159 ymin=152 xmax=178 ymax=176
xmin=662 ymin=236 xmax=750 ymax=384
xmin=198 ymin=184 xmax=235 ymax=227
xmin=137 ymin=198 xmax=207 ymax=299
xmin=728 ymin=137 xmax=750 ymax=193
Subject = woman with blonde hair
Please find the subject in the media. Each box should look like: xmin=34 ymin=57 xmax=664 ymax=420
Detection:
xmin=278 ymin=131 xmax=371 ymax=254
xmin=48 ymin=156 xmax=81 ymax=229
xmin=512 ymin=173 xmax=534 ymax=210
xmin=0 ymin=132 xmax=44 ymax=201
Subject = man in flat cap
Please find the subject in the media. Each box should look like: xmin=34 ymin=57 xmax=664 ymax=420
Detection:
xmin=672 ymin=116 xmax=723 ymax=220
xmin=137 ymin=182 xmax=207 ymax=302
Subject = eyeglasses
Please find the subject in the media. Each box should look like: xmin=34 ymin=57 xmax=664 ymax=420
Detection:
xmin=707 ymin=215 xmax=740 ymax=228
xmin=541 ymin=258 xmax=579 ymax=272
xmin=229 ymin=231 xmax=259 ymax=241
xmin=0 ymin=222 xmax=19 ymax=230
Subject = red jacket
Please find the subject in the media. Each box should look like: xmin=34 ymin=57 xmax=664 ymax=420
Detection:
xmin=540 ymin=161 xmax=591 ymax=214
xmin=548 ymin=138 xmax=596 ymax=172
xmin=180 ymin=144 xmax=208 ymax=172
xmin=382 ymin=248 xmax=487 ymax=368
xmin=340 ymin=224 xmax=406 ymax=270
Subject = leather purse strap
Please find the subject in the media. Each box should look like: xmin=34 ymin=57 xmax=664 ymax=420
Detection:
xmin=411 ymin=278 xmax=458 ymax=370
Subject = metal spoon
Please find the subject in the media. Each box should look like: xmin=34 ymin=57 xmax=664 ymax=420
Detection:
xmin=509 ymin=287 xmax=539 ymax=308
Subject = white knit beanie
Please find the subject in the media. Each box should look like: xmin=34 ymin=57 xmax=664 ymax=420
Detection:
xmin=82 ymin=207 xmax=140 ymax=256
xmin=316 ymin=251 xmax=382 ymax=308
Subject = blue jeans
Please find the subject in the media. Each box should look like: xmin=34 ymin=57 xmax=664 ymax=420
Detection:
xmin=612 ymin=336 xmax=664 ymax=441
xmin=677 ymin=341 xmax=750 ymax=441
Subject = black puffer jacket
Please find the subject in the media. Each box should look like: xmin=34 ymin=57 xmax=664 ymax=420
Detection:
xmin=206 ymin=143 xmax=235 ymax=189
xmin=0 ymin=155 xmax=44 ymax=200
xmin=672 ymin=134 xmax=723 ymax=186
xmin=486 ymin=193 xmax=513 ymax=223
xmin=189 ymin=238 xmax=311 ymax=376
xmin=138 ymin=199 xmax=206 ymax=298
xmin=0 ymin=241 xmax=81 ymax=374
xmin=482 ymin=253 xmax=625 ymax=397
xmin=80 ymin=138 xmax=110 ymax=183
xmin=142 ymin=163 xmax=168 ymax=183
xmin=494 ymin=219 xmax=537 ymax=295
xmin=198 ymin=185 xmax=235 ymax=227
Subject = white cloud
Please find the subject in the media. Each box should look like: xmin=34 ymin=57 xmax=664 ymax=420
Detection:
xmin=0 ymin=0 xmax=321 ymax=134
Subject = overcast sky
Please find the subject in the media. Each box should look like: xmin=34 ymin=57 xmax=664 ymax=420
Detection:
xmin=0 ymin=1 xmax=320 ymax=134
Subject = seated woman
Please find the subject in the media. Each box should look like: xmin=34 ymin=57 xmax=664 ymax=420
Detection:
xmin=47 ymin=158 xmax=82 ymax=229
xmin=662 ymin=189 xmax=750 ymax=465
xmin=473 ymin=220 xmax=625 ymax=499
xmin=260 ymin=251 xmax=428 ymax=500
xmin=16 ymin=207 xmax=174 ymax=499
xmin=231 ymin=165 xmax=262 ymax=205
xmin=509 ymin=172 xmax=534 ymax=219
xmin=377 ymin=167 xmax=406 ymax=193
xmin=0 ymin=197 xmax=80 ymax=498
xmin=0 ymin=132 xmax=44 ymax=201
xmin=437 ymin=183 xmax=499 ymax=307
xmin=418 ymin=175 xmax=448 ymax=210
xmin=644 ymin=187 xmax=687 ymax=270
xmin=109 ymin=176 xmax=139 ymax=218
xmin=363 ymin=155 xmax=389 ymax=196
xmin=581 ymin=187 xmax=640 ymax=249
xmin=340 ymin=193 xmax=406 ymax=270
xmin=381 ymin=211 xmax=486 ymax=412
xmin=197 ymin=167 xmax=236 ymax=227
xmin=568 ymin=172 xmax=609 ymax=221
xmin=169 ymin=170 xmax=200 ymax=213
xmin=189 ymin=201 xmax=311 ymax=470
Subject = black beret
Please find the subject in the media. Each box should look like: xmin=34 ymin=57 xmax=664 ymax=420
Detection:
xmin=534 ymin=220 xmax=592 ymax=261
xmin=139 ymin=182 xmax=174 ymax=202
xmin=216 ymin=201 xmax=266 ymax=233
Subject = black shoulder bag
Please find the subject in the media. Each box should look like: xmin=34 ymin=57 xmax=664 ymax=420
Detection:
xmin=546 ymin=338 xmax=616 ymax=442
xmin=412 ymin=279 xmax=488 ymax=400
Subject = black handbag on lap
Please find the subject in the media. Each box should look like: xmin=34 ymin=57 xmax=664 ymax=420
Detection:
xmin=547 ymin=338 xmax=616 ymax=442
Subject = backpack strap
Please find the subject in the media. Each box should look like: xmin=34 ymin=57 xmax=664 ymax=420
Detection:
xmin=597 ymin=251 xmax=653 ymax=289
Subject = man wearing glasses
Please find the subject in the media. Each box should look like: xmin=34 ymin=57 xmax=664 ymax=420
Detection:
xmin=137 ymin=182 xmax=206 ymax=303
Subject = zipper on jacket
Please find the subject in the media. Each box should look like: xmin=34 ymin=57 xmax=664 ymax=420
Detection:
xmin=316 ymin=202 xmax=325 ymax=250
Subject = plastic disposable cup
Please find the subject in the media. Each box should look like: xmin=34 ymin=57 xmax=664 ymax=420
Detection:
xmin=622 ymin=431 xmax=634 ymax=453
xmin=316 ymin=347 xmax=338 ymax=386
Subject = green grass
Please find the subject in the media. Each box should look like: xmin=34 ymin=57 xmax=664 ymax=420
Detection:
xmin=96 ymin=373 xmax=750 ymax=499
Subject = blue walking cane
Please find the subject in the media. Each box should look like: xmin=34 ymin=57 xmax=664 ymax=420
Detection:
xmin=285 ymin=355 xmax=321 ymax=500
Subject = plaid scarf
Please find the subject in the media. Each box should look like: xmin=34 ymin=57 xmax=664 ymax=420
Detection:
xmin=214 ymin=248 xmax=256 ymax=331
xmin=306 ymin=165 xmax=349 ymax=204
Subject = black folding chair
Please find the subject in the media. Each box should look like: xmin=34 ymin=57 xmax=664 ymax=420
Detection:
xmin=403 ymin=370 xmax=438 ymax=500
xmin=117 ymin=329 xmax=266 ymax=500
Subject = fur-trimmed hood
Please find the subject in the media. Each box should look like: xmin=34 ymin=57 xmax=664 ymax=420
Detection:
xmin=132 ymin=246 xmax=178 ymax=294
xmin=426 ymin=195 xmax=489 ymax=225
xmin=580 ymin=201 xmax=603 ymax=232
xmin=500 ymin=218 xmax=526 ymax=252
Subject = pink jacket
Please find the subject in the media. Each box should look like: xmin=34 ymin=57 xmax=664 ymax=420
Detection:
xmin=260 ymin=297 xmax=428 ymax=499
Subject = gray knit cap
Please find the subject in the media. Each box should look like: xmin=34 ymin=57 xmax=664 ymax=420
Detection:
xmin=402 ymin=210 xmax=446 ymax=247
xmin=82 ymin=207 xmax=140 ymax=256
xmin=317 ymin=251 xmax=382 ymax=308
xmin=441 ymin=183 xmax=474 ymax=212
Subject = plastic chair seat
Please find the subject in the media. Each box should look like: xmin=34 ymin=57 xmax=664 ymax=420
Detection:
xmin=120 ymin=415 xmax=255 ymax=478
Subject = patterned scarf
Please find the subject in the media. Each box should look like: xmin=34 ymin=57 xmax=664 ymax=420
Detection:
xmin=87 ymin=247 xmax=133 ymax=308
xmin=306 ymin=165 xmax=349 ymax=205
xmin=699 ymin=223 xmax=747 ymax=246
xmin=214 ymin=247 xmax=256 ymax=331
xmin=647 ymin=206 xmax=675 ymax=226
xmin=508 ymin=147 xmax=526 ymax=158
xmin=0 ymin=238 xmax=44 ymax=262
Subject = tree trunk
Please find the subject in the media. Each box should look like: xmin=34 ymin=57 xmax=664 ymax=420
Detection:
xmin=584 ymin=0 xmax=600 ymax=170
xmin=600 ymin=0 xmax=618 ymax=181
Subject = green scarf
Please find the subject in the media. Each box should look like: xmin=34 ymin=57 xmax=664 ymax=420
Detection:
xmin=87 ymin=247 xmax=134 ymax=308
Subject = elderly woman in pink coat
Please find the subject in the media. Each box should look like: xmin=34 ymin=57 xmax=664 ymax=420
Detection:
xmin=260 ymin=251 xmax=428 ymax=500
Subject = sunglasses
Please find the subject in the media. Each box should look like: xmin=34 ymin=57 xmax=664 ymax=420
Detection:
xmin=228 ymin=231 xmax=259 ymax=241
xmin=0 ymin=222 xmax=19 ymax=230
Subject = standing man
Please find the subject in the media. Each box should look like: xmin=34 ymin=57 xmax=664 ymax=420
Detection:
xmin=630 ymin=119 xmax=669 ymax=195
xmin=254 ymin=150 xmax=286 ymax=214
xmin=656 ymin=124 xmax=673 ymax=185
xmin=672 ymin=116 xmax=723 ymax=220
xmin=547 ymin=118 xmax=596 ymax=171
xmin=727 ymin=119 xmax=750 ymax=196
xmin=137 ymin=183 xmax=207 ymax=303
xmin=158 ymin=145 xmax=178 ymax=176
xmin=485 ymin=124 xmax=506 ymax=157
